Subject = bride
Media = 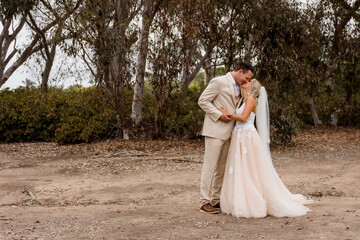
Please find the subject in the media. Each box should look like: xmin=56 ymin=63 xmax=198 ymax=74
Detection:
xmin=218 ymin=79 xmax=312 ymax=218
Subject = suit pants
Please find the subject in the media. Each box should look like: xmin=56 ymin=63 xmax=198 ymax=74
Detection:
xmin=200 ymin=136 xmax=231 ymax=207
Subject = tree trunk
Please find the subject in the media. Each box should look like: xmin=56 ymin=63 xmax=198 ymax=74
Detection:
xmin=244 ymin=33 xmax=253 ymax=62
xmin=331 ymin=90 xmax=352 ymax=126
xmin=181 ymin=50 xmax=212 ymax=91
xmin=116 ymin=113 xmax=123 ymax=138
xmin=307 ymin=95 xmax=322 ymax=126
xmin=204 ymin=58 xmax=211 ymax=85
xmin=131 ymin=0 xmax=154 ymax=126
xmin=41 ymin=44 xmax=56 ymax=93
xmin=330 ymin=112 xmax=339 ymax=126
xmin=327 ymin=1 xmax=359 ymax=125
xmin=181 ymin=48 xmax=191 ymax=86
xmin=331 ymin=102 xmax=346 ymax=126
xmin=225 ymin=8 xmax=234 ymax=72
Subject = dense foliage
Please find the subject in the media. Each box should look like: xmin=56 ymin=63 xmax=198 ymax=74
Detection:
xmin=0 ymin=87 xmax=115 ymax=144
xmin=1 ymin=79 xmax=359 ymax=145
xmin=0 ymin=0 xmax=359 ymax=145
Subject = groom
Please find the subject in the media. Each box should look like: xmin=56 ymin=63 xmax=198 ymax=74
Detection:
xmin=198 ymin=62 xmax=254 ymax=213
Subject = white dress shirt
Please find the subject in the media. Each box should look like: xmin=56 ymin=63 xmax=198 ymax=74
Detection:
xmin=227 ymin=72 xmax=240 ymax=96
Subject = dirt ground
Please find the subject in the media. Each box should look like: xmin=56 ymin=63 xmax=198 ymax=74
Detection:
xmin=0 ymin=127 xmax=359 ymax=240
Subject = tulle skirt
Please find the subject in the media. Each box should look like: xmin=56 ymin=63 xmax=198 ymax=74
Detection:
xmin=220 ymin=126 xmax=312 ymax=218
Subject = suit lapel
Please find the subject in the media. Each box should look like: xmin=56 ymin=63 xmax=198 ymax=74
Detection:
xmin=237 ymin=97 xmax=243 ymax=108
xmin=226 ymin=74 xmax=237 ymax=106
xmin=236 ymin=88 xmax=243 ymax=108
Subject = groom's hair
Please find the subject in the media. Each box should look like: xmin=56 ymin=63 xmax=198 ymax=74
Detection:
xmin=234 ymin=62 xmax=255 ymax=74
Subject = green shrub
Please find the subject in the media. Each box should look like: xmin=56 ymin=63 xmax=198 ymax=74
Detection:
xmin=0 ymin=87 xmax=116 ymax=144
xmin=6 ymin=74 xmax=359 ymax=146
xmin=0 ymin=88 xmax=57 ymax=142
xmin=338 ymin=91 xmax=360 ymax=128
xmin=53 ymin=87 xmax=116 ymax=144
xmin=165 ymin=85 xmax=205 ymax=138
xmin=139 ymin=79 xmax=205 ymax=139
xmin=270 ymin=111 xmax=297 ymax=147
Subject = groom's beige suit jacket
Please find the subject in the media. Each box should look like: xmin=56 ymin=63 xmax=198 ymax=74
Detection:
xmin=198 ymin=74 xmax=242 ymax=140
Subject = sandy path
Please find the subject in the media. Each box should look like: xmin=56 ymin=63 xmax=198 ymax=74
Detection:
xmin=0 ymin=127 xmax=359 ymax=240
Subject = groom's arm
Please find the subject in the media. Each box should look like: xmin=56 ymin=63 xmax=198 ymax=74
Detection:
xmin=198 ymin=78 xmax=225 ymax=122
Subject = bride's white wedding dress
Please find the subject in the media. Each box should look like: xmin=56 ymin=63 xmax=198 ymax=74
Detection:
xmin=220 ymin=103 xmax=312 ymax=218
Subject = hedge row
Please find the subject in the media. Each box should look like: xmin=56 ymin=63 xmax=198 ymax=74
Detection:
xmin=8 ymin=80 xmax=360 ymax=145
xmin=0 ymin=86 xmax=115 ymax=144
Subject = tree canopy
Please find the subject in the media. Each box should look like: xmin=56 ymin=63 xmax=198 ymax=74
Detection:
xmin=0 ymin=0 xmax=359 ymax=143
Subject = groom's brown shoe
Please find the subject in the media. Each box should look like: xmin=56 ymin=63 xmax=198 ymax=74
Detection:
xmin=213 ymin=203 xmax=220 ymax=209
xmin=200 ymin=203 xmax=220 ymax=214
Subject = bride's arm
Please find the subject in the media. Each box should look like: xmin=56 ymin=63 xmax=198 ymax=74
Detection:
xmin=229 ymin=97 xmax=256 ymax=122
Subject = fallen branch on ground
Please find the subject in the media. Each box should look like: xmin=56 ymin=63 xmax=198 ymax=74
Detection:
xmin=148 ymin=158 xmax=202 ymax=163
xmin=24 ymin=186 xmax=35 ymax=205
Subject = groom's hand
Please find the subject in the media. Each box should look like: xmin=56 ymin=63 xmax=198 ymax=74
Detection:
xmin=219 ymin=113 xmax=231 ymax=123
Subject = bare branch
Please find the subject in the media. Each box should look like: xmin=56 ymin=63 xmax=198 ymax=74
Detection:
xmin=0 ymin=19 xmax=11 ymax=57
xmin=0 ymin=0 xmax=84 ymax=87
xmin=331 ymin=0 xmax=360 ymax=55
xmin=4 ymin=49 xmax=17 ymax=66
xmin=1 ymin=34 xmax=41 ymax=86
xmin=40 ymin=0 xmax=60 ymax=19
xmin=40 ymin=0 xmax=84 ymax=34
xmin=333 ymin=0 xmax=360 ymax=22
xmin=80 ymin=43 xmax=96 ymax=77
xmin=1 ymin=16 xmax=26 ymax=60
xmin=8 ymin=16 xmax=26 ymax=43
xmin=28 ymin=12 xmax=51 ymax=58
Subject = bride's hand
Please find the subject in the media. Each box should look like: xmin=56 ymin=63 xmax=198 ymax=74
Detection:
xmin=218 ymin=107 xmax=232 ymax=116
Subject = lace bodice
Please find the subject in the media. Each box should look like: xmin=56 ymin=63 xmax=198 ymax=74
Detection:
xmin=233 ymin=103 xmax=256 ymax=132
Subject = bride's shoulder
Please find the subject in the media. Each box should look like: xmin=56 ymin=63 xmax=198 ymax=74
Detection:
xmin=244 ymin=96 xmax=256 ymax=105
xmin=243 ymin=97 xmax=256 ymax=111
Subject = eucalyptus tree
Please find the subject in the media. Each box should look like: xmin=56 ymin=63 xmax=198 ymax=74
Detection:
xmin=251 ymin=1 xmax=306 ymax=95
xmin=146 ymin=4 xmax=182 ymax=137
xmin=242 ymin=0 xmax=328 ymax=131
xmin=295 ymin=2 xmax=329 ymax=126
xmin=131 ymin=0 xmax=163 ymax=126
xmin=326 ymin=0 xmax=360 ymax=125
xmin=0 ymin=0 xmax=83 ymax=88
xmin=0 ymin=0 xmax=39 ymax=88
xmin=26 ymin=0 xmax=84 ymax=92
xmin=69 ymin=0 xmax=143 ymax=138
xmin=249 ymin=0 xmax=359 ymax=127
xmin=178 ymin=0 xmax=234 ymax=90
xmin=213 ymin=0 xmax=255 ymax=71
xmin=332 ymin=33 xmax=360 ymax=125
xmin=131 ymin=0 xmax=234 ymax=127
xmin=298 ymin=0 xmax=360 ymax=126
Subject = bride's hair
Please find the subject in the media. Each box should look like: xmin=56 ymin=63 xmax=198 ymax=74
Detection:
xmin=244 ymin=79 xmax=262 ymax=102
